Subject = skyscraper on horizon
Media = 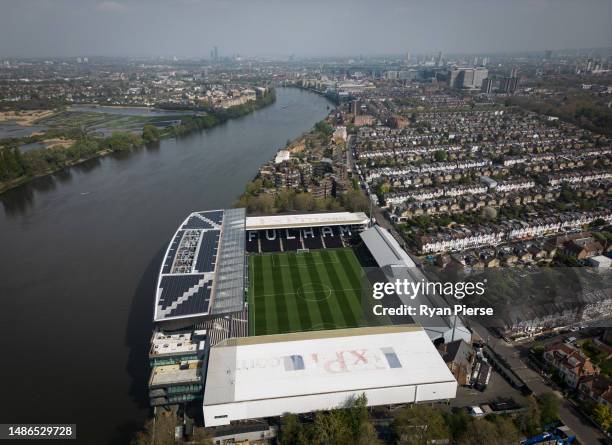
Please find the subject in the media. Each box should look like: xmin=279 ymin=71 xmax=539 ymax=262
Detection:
xmin=449 ymin=67 xmax=488 ymax=89
xmin=481 ymin=77 xmax=494 ymax=94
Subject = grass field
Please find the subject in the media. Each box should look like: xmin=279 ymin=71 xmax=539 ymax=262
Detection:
xmin=248 ymin=248 xmax=370 ymax=336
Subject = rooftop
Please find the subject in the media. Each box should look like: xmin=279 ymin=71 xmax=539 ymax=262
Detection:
xmin=245 ymin=211 xmax=369 ymax=231
xmin=150 ymin=331 xmax=201 ymax=357
xmin=203 ymin=325 xmax=456 ymax=407
xmin=360 ymin=225 xmax=415 ymax=268
xmin=149 ymin=361 xmax=202 ymax=387
xmin=154 ymin=208 xmax=246 ymax=323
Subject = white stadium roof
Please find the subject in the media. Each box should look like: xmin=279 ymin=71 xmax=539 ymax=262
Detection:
xmin=203 ymin=325 xmax=457 ymax=426
xmin=360 ymin=225 xmax=416 ymax=268
xmin=360 ymin=225 xmax=471 ymax=345
xmin=245 ymin=212 xmax=369 ymax=231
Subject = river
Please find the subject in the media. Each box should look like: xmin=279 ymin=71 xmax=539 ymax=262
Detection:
xmin=0 ymin=88 xmax=331 ymax=444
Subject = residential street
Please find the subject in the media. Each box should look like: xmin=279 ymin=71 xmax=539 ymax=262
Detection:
xmin=349 ymin=130 xmax=610 ymax=444
xmin=469 ymin=320 xmax=610 ymax=444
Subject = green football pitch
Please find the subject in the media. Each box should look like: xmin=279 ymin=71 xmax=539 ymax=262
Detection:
xmin=248 ymin=248 xmax=371 ymax=336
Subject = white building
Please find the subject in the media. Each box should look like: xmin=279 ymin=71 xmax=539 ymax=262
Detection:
xmin=333 ymin=126 xmax=348 ymax=142
xmin=203 ymin=325 xmax=457 ymax=426
xmin=274 ymin=149 xmax=291 ymax=164
xmin=589 ymin=256 xmax=611 ymax=268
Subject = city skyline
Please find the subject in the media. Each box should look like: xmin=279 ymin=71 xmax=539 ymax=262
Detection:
xmin=1 ymin=0 xmax=611 ymax=58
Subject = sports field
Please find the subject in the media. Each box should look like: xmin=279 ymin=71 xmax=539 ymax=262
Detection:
xmin=248 ymin=248 xmax=370 ymax=336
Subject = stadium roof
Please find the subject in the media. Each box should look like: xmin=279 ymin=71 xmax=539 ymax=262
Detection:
xmin=360 ymin=225 xmax=415 ymax=268
xmin=154 ymin=208 xmax=246 ymax=323
xmin=360 ymin=225 xmax=471 ymax=344
xmin=245 ymin=212 xmax=369 ymax=231
xmin=203 ymin=325 xmax=456 ymax=425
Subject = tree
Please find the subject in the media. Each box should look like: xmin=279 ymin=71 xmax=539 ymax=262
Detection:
xmin=245 ymin=179 xmax=263 ymax=196
xmin=130 ymin=414 xmax=178 ymax=445
xmin=593 ymin=403 xmax=612 ymax=432
xmin=248 ymin=193 xmax=274 ymax=214
xmin=491 ymin=416 xmax=521 ymax=444
xmin=275 ymin=188 xmax=296 ymax=212
xmin=481 ymin=206 xmax=498 ymax=220
xmin=341 ymin=189 xmax=370 ymax=212
xmin=378 ymin=182 xmax=391 ymax=194
xmin=294 ymin=192 xmax=315 ymax=211
xmin=392 ymin=405 xmax=450 ymax=445
xmin=458 ymin=417 xmax=518 ymax=445
xmin=538 ymin=392 xmax=560 ymax=425
xmin=0 ymin=147 xmax=26 ymax=179
xmin=314 ymin=120 xmax=333 ymax=138
xmin=130 ymin=418 xmax=155 ymax=445
xmin=0 ymin=149 xmax=9 ymax=180
xmin=310 ymin=409 xmax=352 ymax=445
xmin=281 ymin=395 xmax=380 ymax=445
xmin=142 ymin=124 xmax=160 ymax=143
xmin=444 ymin=409 xmax=470 ymax=440
xmin=517 ymin=396 xmax=542 ymax=436
xmin=279 ymin=413 xmax=307 ymax=445
xmin=590 ymin=218 xmax=607 ymax=228
xmin=344 ymin=394 xmax=374 ymax=442
xmin=434 ymin=150 xmax=448 ymax=162
xmin=191 ymin=427 xmax=214 ymax=444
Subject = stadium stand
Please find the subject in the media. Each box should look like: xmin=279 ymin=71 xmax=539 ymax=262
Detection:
xmin=246 ymin=231 xmax=260 ymax=253
xmin=279 ymin=228 xmax=303 ymax=251
xmin=259 ymin=230 xmax=282 ymax=253
xmin=321 ymin=226 xmax=344 ymax=248
xmin=300 ymin=227 xmax=322 ymax=249
xmin=246 ymin=225 xmax=358 ymax=253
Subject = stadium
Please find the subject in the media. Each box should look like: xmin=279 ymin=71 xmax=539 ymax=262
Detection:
xmin=151 ymin=208 xmax=465 ymax=428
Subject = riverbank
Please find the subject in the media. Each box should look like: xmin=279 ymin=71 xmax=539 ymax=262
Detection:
xmin=234 ymin=108 xmax=369 ymax=216
xmin=0 ymin=87 xmax=331 ymax=444
xmin=287 ymin=83 xmax=340 ymax=105
xmin=0 ymin=89 xmax=276 ymax=195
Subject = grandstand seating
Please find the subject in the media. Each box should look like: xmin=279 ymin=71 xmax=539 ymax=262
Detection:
xmin=260 ymin=230 xmax=282 ymax=253
xmin=280 ymin=228 xmax=302 ymax=251
xmin=246 ymin=231 xmax=260 ymax=253
xmin=246 ymin=225 xmax=358 ymax=253
xmin=302 ymin=227 xmax=323 ymax=250
xmin=322 ymin=227 xmax=344 ymax=248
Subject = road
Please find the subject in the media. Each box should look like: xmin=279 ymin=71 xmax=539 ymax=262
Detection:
xmin=451 ymin=370 xmax=529 ymax=409
xmin=470 ymin=321 xmax=609 ymax=444
xmin=346 ymin=134 xmax=354 ymax=173
xmin=348 ymin=135 xmax=404 ymax=246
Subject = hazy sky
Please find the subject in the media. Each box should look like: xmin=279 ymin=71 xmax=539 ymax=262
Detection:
xmin=1 ymin=0 xmax=611 ymax=58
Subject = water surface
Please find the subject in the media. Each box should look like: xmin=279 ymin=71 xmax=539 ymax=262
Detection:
xmin=0 ymin=88 xmax=331 ymax=444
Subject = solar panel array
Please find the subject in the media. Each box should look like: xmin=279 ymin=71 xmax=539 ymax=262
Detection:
xmin=200 ymin=210 xmax=224 ymax=225
xmin=155 ymin=210 xmax=226 ymax=321
xmin=183 ymin=216 xmax=216 ymax=230
xmin=195 ymin=231 xmax=220 ymax=273
xmin=158 ymin=275 xmax=213 ymax=317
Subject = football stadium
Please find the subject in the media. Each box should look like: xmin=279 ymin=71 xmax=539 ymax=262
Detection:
xmin=248 ymin=248 xmax=370 ymax=336
xmin=150 ymin=208 xmax=466 ymax=431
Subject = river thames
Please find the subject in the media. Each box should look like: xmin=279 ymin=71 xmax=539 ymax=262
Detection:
xmin=0 ymin=88 xmax=331 ymax=444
